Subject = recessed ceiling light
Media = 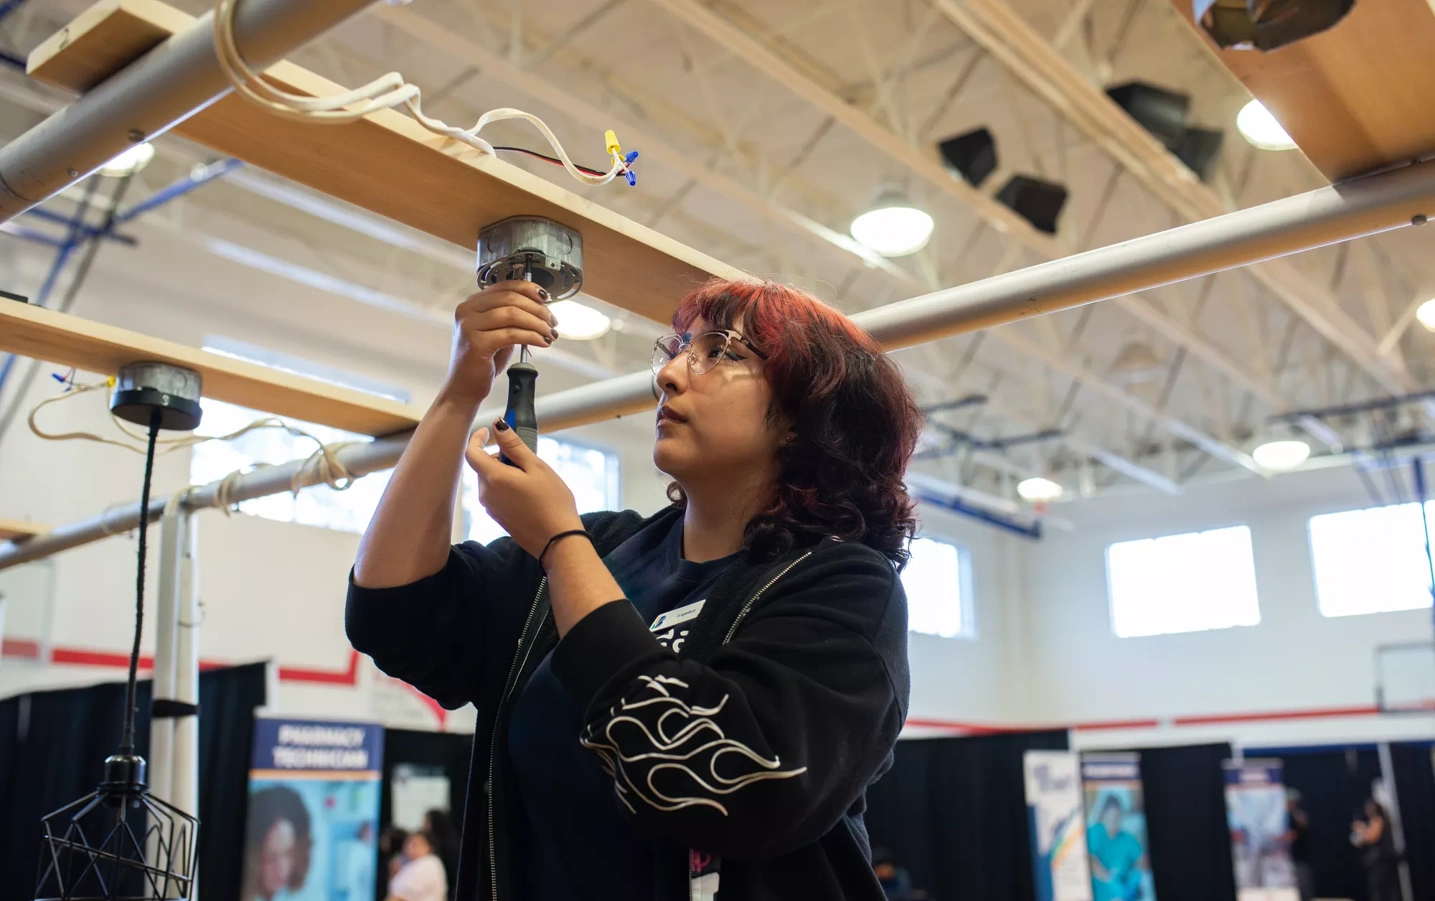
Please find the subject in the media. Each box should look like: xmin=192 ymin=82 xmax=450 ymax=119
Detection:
xmin=1416 ymin=298 xmax=1435 ymax=333
xmin=547 ymin=299 xmax=611 ymax=340
xmin=1017 ymin=476 xmax=1064 ymax=502
xmin=1236 ymin=100 xmax=1296 ymax=151
xmin=99 ymin=143 xmax=155 ymax=177
xmin=1252 ymin=438 xmax=1311 ymax=471
xmin=850 ymin=186 xmax=934 ymax=257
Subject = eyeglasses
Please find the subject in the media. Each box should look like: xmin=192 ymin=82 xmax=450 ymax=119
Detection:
xmin=651 ymin=329 xmax=768 ymax=379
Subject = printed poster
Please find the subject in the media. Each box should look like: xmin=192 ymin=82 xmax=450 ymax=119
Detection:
xmin=1224 ymin=759 xmax=1298 ymax=901
xmin=241 ymin=716 xmax=384 ymax=901
xmin=1081 ymin=753 xmax=1156 ymax=901
xmin=1025 ymin=751 xmax=1094 ymax=901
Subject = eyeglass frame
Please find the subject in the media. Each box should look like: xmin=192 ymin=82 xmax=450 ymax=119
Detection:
xmin=651 ymin=328 xmax=769 ymax=378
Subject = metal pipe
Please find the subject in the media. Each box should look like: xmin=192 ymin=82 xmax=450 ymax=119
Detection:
xmin=0 ymin=0 xmax=376 ymax=220
xmin=106 ymin=158 xmax=245 ymax=228
xmin=1414 ymin=461 xmax=1435 ymax=631
xmin=6 ymin=158 xmax=1435 ymax=567
xmin=1272 ymin=389 xmax=1435 ymax=423
xmin=912 ymin=490 xmax=1043 ymax=540
xmin=23 ymin=207 xmax=138 ymax=245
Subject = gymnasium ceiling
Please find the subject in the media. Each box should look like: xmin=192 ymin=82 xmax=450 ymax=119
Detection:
xmin=1 ymin=0 xmax=1433 ymax=504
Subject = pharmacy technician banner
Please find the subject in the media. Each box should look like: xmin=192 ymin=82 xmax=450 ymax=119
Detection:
xmin=241 ymin=716 xmax=384 ymax=901
xmin=1081 ymin=753 xmax=1156 ymax=901
xmin=1224 ymin=759 xmax=1299 ymax=901
xmin=1025 ymin=751 xmax=1094 ymax=901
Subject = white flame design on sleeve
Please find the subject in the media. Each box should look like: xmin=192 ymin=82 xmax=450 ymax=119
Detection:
xmin=580 ymin=675 xmax=807 ymax=815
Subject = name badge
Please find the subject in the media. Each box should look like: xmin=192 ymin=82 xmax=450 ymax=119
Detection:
xmin=650 ymin=599 xmax=704 ymax=632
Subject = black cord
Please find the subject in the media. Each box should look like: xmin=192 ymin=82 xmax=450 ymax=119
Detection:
xmin=492 ymin=145 xmax=610 ymax=177
xmin=121 ymin=407 xmax=162 ymax=754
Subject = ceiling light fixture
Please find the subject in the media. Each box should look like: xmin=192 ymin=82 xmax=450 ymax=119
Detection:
xmin=1236 ymin=100 xmax=1296 ymax=151
xmin=1110 ymin=340 xmax=1164 ymax=385
xmin=99 ymin=142 xmax=156 ymax=177
xmin=850 ymin=186 xmax=934 ymax=257
xmin=1252 ymin=438 xmax=1311 ymax=471
xmin=1416 ymin=298 xmax=1435 ymax=333
xmin=546 ymin=299 xmax=611 ymax=340
xmin=1017 ymin=476 xmax=1064 ymax=502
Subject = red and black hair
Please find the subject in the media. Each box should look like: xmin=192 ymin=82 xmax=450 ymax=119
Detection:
xmin=669 ymin=279 xmax=923 ymax=568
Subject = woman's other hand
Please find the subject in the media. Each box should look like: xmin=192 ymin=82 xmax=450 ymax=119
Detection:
xmin=443 ymin=280 xmax=558 ymax=406
xmin=466 ymin=422 xmax=584 ymax=558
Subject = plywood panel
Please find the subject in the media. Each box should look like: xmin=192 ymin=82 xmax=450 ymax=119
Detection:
xmin=1172 ymin=0 xmax=1435 ymax=182
xmin=0 ymin=300 xmax=424 ymax=436
xmin=0 ymin=519 xmax=48 ymax=542
xmin=28 ymin=0 xmax=747 ymax=323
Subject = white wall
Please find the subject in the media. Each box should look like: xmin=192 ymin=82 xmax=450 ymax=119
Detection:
xmin=1022 ymin=466 xmax=1435 ymax=749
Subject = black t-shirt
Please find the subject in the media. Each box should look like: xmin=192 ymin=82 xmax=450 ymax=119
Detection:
xmin=505 ymin=516 xmax=737 ymax=901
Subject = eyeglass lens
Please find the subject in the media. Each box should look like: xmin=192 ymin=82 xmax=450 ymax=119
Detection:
xmin=651 ymin=332 xmax=732 ymax=377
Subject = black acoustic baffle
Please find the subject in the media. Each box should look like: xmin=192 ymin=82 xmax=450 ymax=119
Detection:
xmin=866 ymin=729 xmax=1070 ymax=901
xmin=1105 ymin=82 xmax=1190 ymax=151
xmin=996 ymin=175 xmax=1069 ymax=235
xmin=937 ymin=127 xmax=999 ymax=188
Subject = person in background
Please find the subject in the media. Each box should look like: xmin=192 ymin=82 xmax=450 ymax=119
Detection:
xmin=1087 ymin=795 xmax=1145 ymax=901
xmin=378 ymin=825 xmax=410 ymax=897
xmin=387 ymin=830 xmax=448 ymax=901
xmin=872 ymin=847 xmax=915 ymax=901
xmin=242 ymin=786 xmax=313 ymax=901
xmin=1351 ymin=799 xmax=1400 ymax=901
xmin=421 ymin=808 xmax=460 ymax=891
xmin=1285 ymin=790 xmax=1314 ymax=901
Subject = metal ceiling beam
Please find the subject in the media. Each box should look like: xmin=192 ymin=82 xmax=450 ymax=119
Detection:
xmin=641 ymin=0 xmax=1283 ymax=437
xmin=925 ymin=0 xmax=1418 ymax=399
xmin=374 ymin=6 xmax=1183 ymax=487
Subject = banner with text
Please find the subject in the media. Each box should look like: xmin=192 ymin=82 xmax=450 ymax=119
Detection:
xmin=1224 ymin=759 xmax=1299 ymax=901
xmin=242 ymin=716 xmax=384 ymax=901
xmin=1025 ymin=751 xmax=1094 ymax=901
xmin=1081 ymin=753 xmax=1155 ymax=901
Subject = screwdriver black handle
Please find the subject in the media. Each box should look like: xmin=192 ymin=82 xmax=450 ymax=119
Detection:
xmin=500 ymin=360 xmax=539 ymax=465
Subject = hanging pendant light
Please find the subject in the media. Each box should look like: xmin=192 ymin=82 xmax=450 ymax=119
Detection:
xmin=850 ymin=184 xmax=934 ymax=257
xmin=34 ymin=365 xmax=202 ymax=901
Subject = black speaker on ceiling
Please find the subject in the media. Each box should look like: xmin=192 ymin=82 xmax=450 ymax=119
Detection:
xmin=1177 ymin=127 xmax=1225 ymax=182
xmin=937 ymin=127 xmax=998 ymax=188
xmin=997 ymin=175 xmax=1068 ymax=235
xmin=1105 ymin=81 xmax=1191 ymax=151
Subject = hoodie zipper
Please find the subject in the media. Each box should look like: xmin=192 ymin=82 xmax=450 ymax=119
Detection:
xmin=487 ymin=575 xmax=547 ymax=901
xmin=722 ymin=551 xmax=812 ymax=644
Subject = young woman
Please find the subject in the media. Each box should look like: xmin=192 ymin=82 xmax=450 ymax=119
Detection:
xmin=347 ymin=278 xmax=923 ymax=900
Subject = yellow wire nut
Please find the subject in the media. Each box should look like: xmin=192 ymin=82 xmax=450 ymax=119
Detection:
xmin=605 ymin=129 xmax=622 ymax=156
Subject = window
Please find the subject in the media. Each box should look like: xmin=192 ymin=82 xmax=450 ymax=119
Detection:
xmin=901 ymin=536 xmax=974 ymax=639
xmin=1309 ymin=502 xmax=1435 ymax=617
xmin=1105 ymin=525 xmax=1261 ymax=638
xmin=461 ymin=436 xmax=620 ymax=544
xmin=188 ymin=340 xmax=409 ymax=535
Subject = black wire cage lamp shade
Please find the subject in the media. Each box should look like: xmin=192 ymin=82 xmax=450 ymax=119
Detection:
xmin=35 ymin=362 xmax=204 ymax=900
xmin=35 ymin=752 xmax=198 ymax=901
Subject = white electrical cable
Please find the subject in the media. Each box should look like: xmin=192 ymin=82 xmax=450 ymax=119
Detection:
xmin=212 ymin=0 xmax=631 ymax=186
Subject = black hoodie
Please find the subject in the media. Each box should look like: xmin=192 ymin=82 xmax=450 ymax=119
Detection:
xmin=346 ymin=506 xmax=910 ymax=901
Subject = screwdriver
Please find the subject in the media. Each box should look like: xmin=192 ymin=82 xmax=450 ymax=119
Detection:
xmin=500 ymin=266 xmax=542 ymax=466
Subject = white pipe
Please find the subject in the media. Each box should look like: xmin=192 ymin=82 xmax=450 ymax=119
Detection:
xmin=171 ymin=508 xmax=200 ymax=830
xmin=3 ymin=160 xmax=1435 ymax=568
xmin=148 ymin=501 xmax=183 ymax=807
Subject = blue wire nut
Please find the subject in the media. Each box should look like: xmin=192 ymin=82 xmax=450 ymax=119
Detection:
xmin=623 ymin=150 xmax=639 ymax=186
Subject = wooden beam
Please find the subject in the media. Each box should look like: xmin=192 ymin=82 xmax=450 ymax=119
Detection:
xmin=27 ymin=0 xmax=747 ymax=324
xmin=0 ymin=519 xmax=48 ymax=542
xmin=1171 ymin=0 xmax=1435 ymax=182
xmin=0 ymin=300 xmax=424 ymax=436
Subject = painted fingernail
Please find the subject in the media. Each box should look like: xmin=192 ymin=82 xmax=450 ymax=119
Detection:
xmin=550 ymin=328 xmax=559 ymax=341
xmin=537 ymin=287 xmax=550 ymax=301
xmin=494 ymin=419 xmax=510 ymax=432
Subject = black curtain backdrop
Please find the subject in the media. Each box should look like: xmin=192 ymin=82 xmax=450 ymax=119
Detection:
xmin=1391 ymin=742 xmax=1435 ymax=901
xmin=1253 ymin=744 xmax=1384 ymax=901
xmin=0 ymin=663 xmax=266 ymax=901
xmin=1129 ymin=743 xmax=1237 ymax=901
xmin=378 ymin=727 xmax=475 ymax=898
xmin=866 ymin=730 xmax=1069 ymax=901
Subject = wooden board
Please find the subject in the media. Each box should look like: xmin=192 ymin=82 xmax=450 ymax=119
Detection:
xmin=0 ymin=300 xmax=424 ymax=436
xmin=1173 ymin=0 xmax=1435 ymax=182
xmin=0 ymin=519 xmax=48 ymax=542
xmin=27 ymin=0 xmax=747 ymax=323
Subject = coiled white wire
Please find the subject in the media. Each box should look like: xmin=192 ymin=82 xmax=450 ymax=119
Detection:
xmin=211 ymin=0 xmax=630 ymax=186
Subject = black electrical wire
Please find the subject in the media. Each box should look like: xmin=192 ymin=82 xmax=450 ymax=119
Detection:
xmin=120 ymin=407 xmax=162 ymax=755
xmin=492 ymin=145 xmax=610 ymax=177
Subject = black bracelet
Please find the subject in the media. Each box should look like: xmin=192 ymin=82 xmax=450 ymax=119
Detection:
xmin=539 ymin=529 xmax=592 ymax=569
